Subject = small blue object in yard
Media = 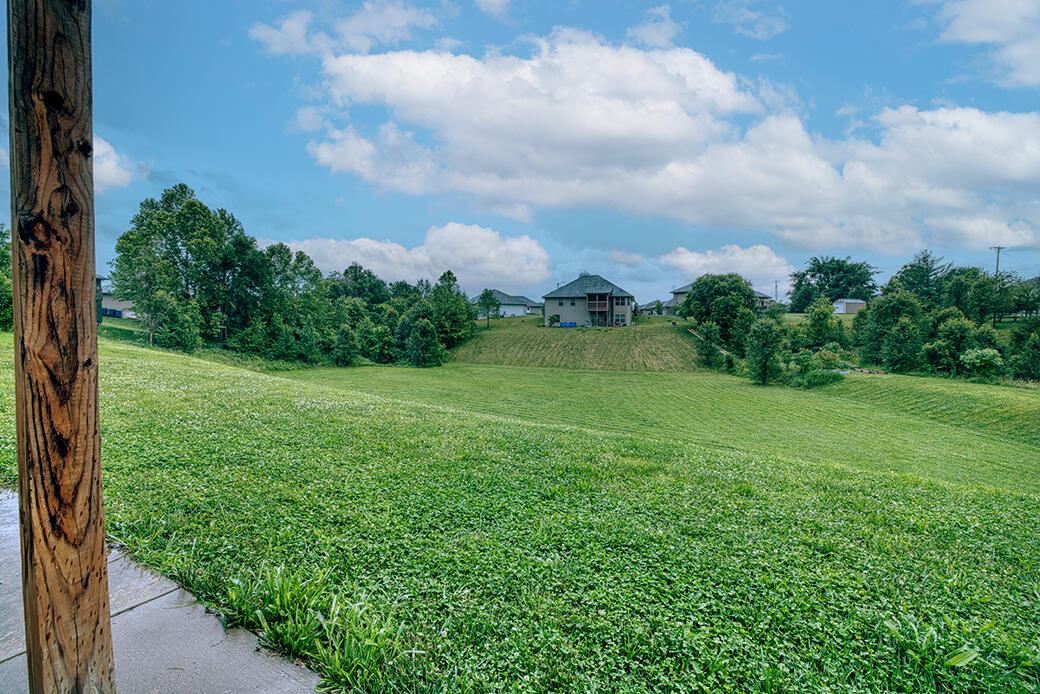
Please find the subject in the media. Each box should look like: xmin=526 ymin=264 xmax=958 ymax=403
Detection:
xmin=560 ymin=322 xmax=577 ymax=327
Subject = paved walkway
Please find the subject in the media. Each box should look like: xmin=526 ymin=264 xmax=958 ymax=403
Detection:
xmin=0 ymin=491 xmax=320 ymax=693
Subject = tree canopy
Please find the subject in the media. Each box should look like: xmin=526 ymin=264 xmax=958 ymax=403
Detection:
xmin=677 ymin=274 xmax=757 ymax=353
xmin=789 ymin=256 xmax=878 ymax=312
xmin=110 ymin=183 xmax=475 ymax=367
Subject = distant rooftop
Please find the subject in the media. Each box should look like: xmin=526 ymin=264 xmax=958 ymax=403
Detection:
xmin=543 ymin=274 xmax=634 ymax=299
xmin=672 ymin=283 xmax=773 ymax=301
xmin=478 ymin=289 xmax=540 ymax=306
xmin=670 ymin=282 xmax=694 ymax=295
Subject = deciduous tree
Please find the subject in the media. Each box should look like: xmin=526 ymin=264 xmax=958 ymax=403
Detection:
xmin=789 ymin=256 xmax=877 ymax=312
xmin=476 ymin=288 xmax=501 ymax=329
xmin=745 ymin=320 xmax=783 ymax=384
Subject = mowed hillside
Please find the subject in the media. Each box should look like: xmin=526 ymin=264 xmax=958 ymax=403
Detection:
xmin=451 ymin=315 xmax=701 ymax=371
xmin=290 ymin=363 xmax=1040 ymax=495
xmin=2 ymin=335 xmax=1039 ymax=691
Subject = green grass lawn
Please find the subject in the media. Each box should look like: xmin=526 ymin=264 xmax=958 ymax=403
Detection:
xmin=289 ymin=363 xmax=1040 ymax=495
xmin=1 ymin=335 xmax=1038 ymax=692
xmin=452 ymin=315 xmax=702 ymax=371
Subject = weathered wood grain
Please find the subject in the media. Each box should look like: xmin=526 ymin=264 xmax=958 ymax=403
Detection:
xmin=8 ymin=0 xmax=116 ymax=691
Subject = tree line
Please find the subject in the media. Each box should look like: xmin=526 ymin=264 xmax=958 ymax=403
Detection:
xmin=108 ymin=184 xmax=476 ymax=367
xmin=678 ymin=251 xmax=1040 ymax=386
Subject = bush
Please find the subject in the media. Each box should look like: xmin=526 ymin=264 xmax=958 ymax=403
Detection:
xmin=696 ymin=321 xmax=724 ymax=368
xmin=153 ymin=299 xmax=202 ymax=352
xmin=858 ymin=292 xmax=924 ymax=364
xmin=332 ymin=325 xmax=359 ymax=367
xmin=369 ymin=324 xmax=397 ymax=364
xmin=881 ymin=316 xmax=923 ymax=373
xmin=406 ymin=318 xmax=443 ymax=367
xmin=805 ymin=296 xmax=841 ymax=348
xmin=1011 ymin=333 xmax=1040 ymax=381
xmin=959 ymin=348 xmax=1004 ymax=379
xmin=923 ymin=317 xmax=976 ymax=376
xmin=812 ymin=348 xmax=841 ymax=370
xmin=802 ymin=369 xmax=845 ymax=389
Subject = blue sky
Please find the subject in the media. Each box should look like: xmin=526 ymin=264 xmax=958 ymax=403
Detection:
xmin=4 ymin=0 xmax=1039 ymax=303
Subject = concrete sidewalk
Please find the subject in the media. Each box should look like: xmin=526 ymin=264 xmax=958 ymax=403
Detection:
xmin=0 ymin=491 xmax=320 ymax=693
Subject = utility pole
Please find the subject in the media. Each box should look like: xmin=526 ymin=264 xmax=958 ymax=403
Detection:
xmin=774 ymin=280 xmax=779 ymax=303
xmin=990 ymin=245 xmax=1006 ymax=327
xmin=991 ymin=245 xmax=1005 ymax=276
xmin=9 ymin=1 xmax=116 ymax=692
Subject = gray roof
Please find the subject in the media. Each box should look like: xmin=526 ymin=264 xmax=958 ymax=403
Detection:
xmin=670 ymin=282 xmax=694 ymax=295
xmin=477 ymin=289 xmax=540 ymax=306
xmin=672 ymin=282 xmax=772 ymax=301
xmin=639 ymin=298 xmax=676 ymax=310
xmin=543 ymin=274 xmax=634 ymax=299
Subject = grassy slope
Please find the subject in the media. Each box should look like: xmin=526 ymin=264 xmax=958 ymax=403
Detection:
xmin=1 ymin=337 xmax=1038 ymax=691
xmin=290 ymin=363 xmax=1040 ymax=496
xmin=451 ymin=315 xmax=702 ymax=371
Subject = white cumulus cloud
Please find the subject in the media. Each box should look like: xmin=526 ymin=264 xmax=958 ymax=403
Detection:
xmin=258 ymin=24 xmax=1040 ymax=253
xmin=250 ymin=1 xmax=437 ymax=56
xmin=627 ymin=5 xmax=681 ymax=48
xmin=250 ymin=10 xmax=315 ymax=55
xmin=93 ymin=136 xmax=146 ymax=193
xmin=931 ymin=0 xmax=1040 ymax=87
xmin=659 ymin=244 xmax=795 ymax=294
xmin=265 ymin=222 xmax=550 ymax=290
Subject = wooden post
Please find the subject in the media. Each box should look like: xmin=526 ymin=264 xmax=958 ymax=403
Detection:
xmin=8 ymin=1 xmax=116 ymax=692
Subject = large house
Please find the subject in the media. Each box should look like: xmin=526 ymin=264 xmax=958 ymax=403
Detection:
xmin=478 ymin=289 xmax=542 ymax=317
xmin=543 ymin=274 xmax=635 ymax=326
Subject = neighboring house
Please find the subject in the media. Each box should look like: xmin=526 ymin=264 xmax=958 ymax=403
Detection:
xmin=477 ymin=289 xmax=541 ymax=317
xmin=638 ymin=298 xmax=677 ymax=316
xmin=668 ymin=282 xmax=693 ymax=315
xmin=526 ymin=302 xmax=544 ymax=316
xmin=833 ymin=298 xmax=867 ymax=315
xmin=543 ymin=273 xmax=635 ymax=326
xmin=637 ymin=301 xmax=661 ymax=316
xmin=101 ymin=292 xmax=137 ymax=319
xmin=669 ymin=282 xmax=774 ymax=314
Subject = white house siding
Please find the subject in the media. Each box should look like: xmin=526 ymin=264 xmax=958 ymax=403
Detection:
xmin=499 ymin=303 xmax=528 ymax=317
xmin=833 ymin=299 xmax=867 ymax=315
xmin=101 ymin=293 xmax=137 ymax=319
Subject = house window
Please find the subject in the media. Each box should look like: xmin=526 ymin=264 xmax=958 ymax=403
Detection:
xmin=558 ymin=299 xmax=563 ymax=306
xmin=570 ymin=299 xmax=575 ymax=306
